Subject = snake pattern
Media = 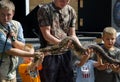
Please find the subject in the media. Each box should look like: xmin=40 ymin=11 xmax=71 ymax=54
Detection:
xmin=37 ymin=36 xmax=120 ymax=65
xmin=27 ymin=36 xmax=120 ymax=77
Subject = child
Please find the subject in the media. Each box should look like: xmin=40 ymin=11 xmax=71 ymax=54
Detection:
xmin=94 ymin=27 xmax=120 ymax=82
xmin=75 ymin=49 xmax=102 ymax=82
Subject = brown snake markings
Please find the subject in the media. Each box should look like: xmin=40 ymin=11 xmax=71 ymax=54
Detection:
xmin=36 ymin=36 xmax=120 ymax=65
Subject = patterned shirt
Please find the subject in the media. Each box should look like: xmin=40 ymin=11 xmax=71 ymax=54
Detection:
xmin=0 ymin=20 xmax=25 ymax=80
xmin=37 ymin=2 xmax=77 ymax=43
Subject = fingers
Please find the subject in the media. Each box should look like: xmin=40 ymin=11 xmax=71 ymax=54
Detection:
xmin=10 ymin=30 xmax=16 ymax=38
xmin=96 ymin=63 xmax=110 ymax=70
xmin=96 ymin=62 xmax=120 ymax=72
xmin=26 ymin=63 xmax=38 ymax=78
xmin=84 ymin=48 xmax=93 ymax=56
xmin=34 ymin=52 xmax=44 ymax=58
xmin=33 ymin=52 xmax=44 ymax=63
xmin=97 ymin=54 xmax=103 ymax=65
xmin=66 ymin=40 xmax=73 ymax=49
xmin=109 ymin=64 xmax=120 ymax=72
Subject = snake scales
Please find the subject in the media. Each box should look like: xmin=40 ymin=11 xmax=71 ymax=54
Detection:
xmin=36 ymin=36 xmax=120 ymax=65
xmin=27 ymin=36 xmax=120 ymax=77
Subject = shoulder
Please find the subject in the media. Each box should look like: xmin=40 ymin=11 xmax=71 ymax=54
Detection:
xmin=65 ymin=5 xmax=76 ymax=12
xmin=11 ymin=20 xmax=21 ymax=26
xmin=66 ymin=5 xmax=74 ymax=10
xmin=64 ymin=5 xmax=76 ymax=17
xmin=11 ymin=20 xmax=22 ymax=33
xmin=38 ymin=3 xmax=52 ymax=13
xmin=114 ymin=47 xmax=120 ymax=52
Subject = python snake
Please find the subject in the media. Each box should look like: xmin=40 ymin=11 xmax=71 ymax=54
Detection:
xmin=36 ymin=36 xmax=120 ymax=65
xmin=27 ymin=36 xmax=120 ymax=77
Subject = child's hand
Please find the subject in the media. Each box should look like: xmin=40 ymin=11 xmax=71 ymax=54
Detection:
xmin=23 ymin=57 xmax=33 ymax=64
xmin=96 ymin=63 xmax=110 ymax=70
xmin=75 ymin=60 xmax=81 ymax=67
xmin=76 ymin=48 xmax=93 ymax=67
xmin=110 ymin=64 xmax=120 ymax=72
xmin=84 ymin=48 xmax=93 ymax=56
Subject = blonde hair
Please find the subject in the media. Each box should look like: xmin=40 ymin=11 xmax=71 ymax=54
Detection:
xmin=0 ymin=0 xmax=15 ymax=11
xmin=102 ymin=27 xmax=117 ymax=37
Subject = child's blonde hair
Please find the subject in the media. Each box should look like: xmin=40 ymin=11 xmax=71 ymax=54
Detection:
xmin=0 ymin=0 xmax=15 ymax=11
xmin=102 ymin=27 xmax=117 ymax=37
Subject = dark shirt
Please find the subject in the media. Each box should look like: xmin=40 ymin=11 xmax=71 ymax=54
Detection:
xmin=94 ymin=45 xmax=120 ymax=82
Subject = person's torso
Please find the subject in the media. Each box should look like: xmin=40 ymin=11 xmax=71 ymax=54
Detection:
xmin=76 ymin=60 xmax=95 ymax=82
xmin=40 ymin=3 xmax=76 ymax=40
xmin=0 ymin=20 xmax=20 ymax=80
xmin=94 ymin=45 xmax=120 ymax=82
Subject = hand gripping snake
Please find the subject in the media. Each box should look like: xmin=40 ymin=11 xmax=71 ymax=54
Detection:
xmin=27 ymin=36 xmax=120 ymax=77
xmin=36 ymin=36 xmax=120 ymax=64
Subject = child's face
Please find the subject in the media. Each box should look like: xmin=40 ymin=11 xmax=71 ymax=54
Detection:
xmin=102 ymin=33 xmax=116 ymax=49
xmin=0 ymin=8 xmax=14 ymax=26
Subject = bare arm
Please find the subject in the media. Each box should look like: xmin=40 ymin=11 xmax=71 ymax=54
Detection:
xmin=5 ymin=48 xmax=35 ymax=57
xmin=10 ymin=27 xmax=25 ymax=50
xmin=76 ymin=55 xmax=90 ymax=67
xmin=40 ymin=26 xmax=61 ymax=45
xmin=68 ymin=27 xmax=82 ymax=46
xmin=94 ymin=54 xmax=110 ymax=70
xmin=76 ymin=49 xmax=92 ymax=67
xmin=12 ymin=40 xmax=25 ymax=50
xmin=94 ymin=55 xmax=103 ymax=67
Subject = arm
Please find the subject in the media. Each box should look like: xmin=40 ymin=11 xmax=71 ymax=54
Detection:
xmin=109 ymin=50 xmax=120 ymax=73
xmin=37 ymin=7 xmax=61 ymax=45
xmin=94 ymin=55 xmax=103 ymax=67
xmin=0 ymin=28 xmax=41 ymax=59
xmin=68 ymin=26 xmax=82 ymax=47
xmin=40 ymin=26 xmax=61 ymax=45
xmin=76 ymin=48 xmax=92 ymax=67
xmin=110 ymin=64 xmax=120 ymax=72
xmin=11 ymin=40 xmax=25 ymax=50
xmin=94 ymin=54 xmax=110 ymax=70
xmin=11 ymin=23 xmax=26 ymax=50
xmin=5 ymin=48 xmax=35 ymax=57
xmin=76 ymin=55 xmax=90 ymax=67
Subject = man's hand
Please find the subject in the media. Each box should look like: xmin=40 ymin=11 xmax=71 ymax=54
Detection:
xmin=66 ymin=39 xmax=74 ymax=49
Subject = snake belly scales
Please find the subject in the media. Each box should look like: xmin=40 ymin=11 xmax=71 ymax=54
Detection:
xmin=36 ymin=36 xmax=120 ymax=65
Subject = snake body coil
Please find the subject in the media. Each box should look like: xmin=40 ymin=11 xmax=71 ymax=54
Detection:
xmin=38 ymin=37 xmax=120 ymax=65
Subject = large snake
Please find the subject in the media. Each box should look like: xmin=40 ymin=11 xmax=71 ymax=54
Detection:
xmin=27 ymin=36 xmax=120 ymax=77
xmin=36 ymin=36 xmax=120 ymax=65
